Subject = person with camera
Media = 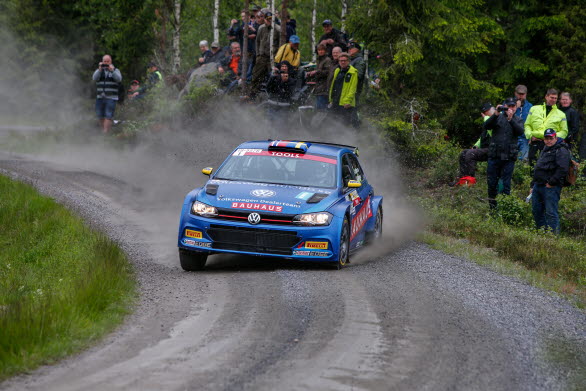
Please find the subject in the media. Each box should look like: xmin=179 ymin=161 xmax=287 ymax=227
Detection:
xmin=483 ymin=97 xmax=525 ymax=208
xmin=513 ymin=85 xmax=533 ymax=160
xmin=530 ymin=128 xmax=570 ymax=234
xmin=92 ymin=54 xmax=122 ymax=134
xmin=524 ymin=88 xmax=568 ymax=166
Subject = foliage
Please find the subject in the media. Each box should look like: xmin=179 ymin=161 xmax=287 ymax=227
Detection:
xmin=0 ymin=174 xmax=136 ymax=380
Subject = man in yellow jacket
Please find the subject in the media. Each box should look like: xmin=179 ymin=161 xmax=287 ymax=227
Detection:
xmin=274 ymin=35 xmax=301 ymax=71
xmin=524 ymin=88 xmax=568 ymax=165
xmin=329 ymin=53 xmax=358 ymax=127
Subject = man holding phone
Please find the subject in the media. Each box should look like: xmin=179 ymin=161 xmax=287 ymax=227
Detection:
xmin=92 ymin=54 xmax=122 ymax=134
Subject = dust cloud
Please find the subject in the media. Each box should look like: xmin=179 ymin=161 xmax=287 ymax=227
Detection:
xmin=0 ymin=22 xmax=422 ymax=266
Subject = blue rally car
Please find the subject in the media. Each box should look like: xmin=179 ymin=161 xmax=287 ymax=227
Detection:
xmin=177 ymin=140 xmax=383 ymax=270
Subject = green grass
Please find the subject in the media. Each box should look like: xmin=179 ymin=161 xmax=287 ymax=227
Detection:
xmin=0 ymin=174 xmax=136 ymax=380
xmin=407 ymin=157 xmax=586 ymax=308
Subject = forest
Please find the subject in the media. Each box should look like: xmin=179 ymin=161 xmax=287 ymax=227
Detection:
xmin=1 ymin=0 xmax=585 ymax=144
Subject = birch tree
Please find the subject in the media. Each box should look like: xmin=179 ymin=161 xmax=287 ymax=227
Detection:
xmin=213 ymin=0 xmax=220 ymax=44
xmin=241 ymin=0 xmax=250 ymax=91
xmin=280 ymin=0 xmax=289 ymax=46
xmin=172 ymin=0 xmax=181 ymax=73
xmin=269 ymin=0 xmax=275 ymax=60
xmin=341 ymin=0 xmax=348 ymax=33
xmin=311 ymin=0 xmax=317 ymax=62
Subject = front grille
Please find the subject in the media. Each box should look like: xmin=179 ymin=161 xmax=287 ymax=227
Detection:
xmin=215 ymin=208 xmax=297 ymax=226
xmin=207 ymin=224 xmax=299 ymax=255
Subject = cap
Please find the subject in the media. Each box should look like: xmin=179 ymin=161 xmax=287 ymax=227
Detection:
xmin=147 ymin=62 xmax=157 ymax=68
xmin=211 ymin=41 xmax=220 ymax=48
xmin=348 ymin=41 xmax=361 ymax=50
xmin=251 ymin=5 xmax=260 ymax=11
xmin=480 ymin=102 xmax=492 ymax=112
xmin=503 ymin=97 xmax=516 ymax=106
xmin=544 ymin=128 xmax=557 ymax=137
xmin=322 ymin=19 xmax=332 ymax=26
xmin=130 ymin=80 xmax=139 ymax=85
xmin=515 ymin=84 xmax=528 ymax=94
xmin=289 ymin=35 xmax=300 ymax=44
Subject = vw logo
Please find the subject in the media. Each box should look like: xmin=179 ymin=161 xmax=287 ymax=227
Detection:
xmin=251 ymin=189 xmax=275 ymax=198
xmin=248 ymin=213 xmax=261 ymax=225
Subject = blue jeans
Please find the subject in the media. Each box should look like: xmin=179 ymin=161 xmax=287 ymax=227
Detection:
xmin=315 ymin=95 xmax=328 ymax=110
xmin=532 ymin=184 xmax=561 ymax=234
xmin=95 ymin=98 xmax=117 ymax=119
xmin=517 ymin=136 xmax=529 ymax=160
xmin=487 ymin=159 xmax=515 ymax=207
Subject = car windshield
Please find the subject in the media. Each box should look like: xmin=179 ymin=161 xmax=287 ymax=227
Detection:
xmin=215 ymin=153 xmax=337 ymax=188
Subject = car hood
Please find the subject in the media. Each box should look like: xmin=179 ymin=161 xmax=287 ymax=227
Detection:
xmin=201 ymin=179 xmax=337 ymax=214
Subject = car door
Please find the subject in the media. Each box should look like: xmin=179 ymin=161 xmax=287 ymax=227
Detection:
xmin=341 ymin=154 xmax=372 ymax=249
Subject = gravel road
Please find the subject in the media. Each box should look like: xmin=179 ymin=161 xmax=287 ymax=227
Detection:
xmin=0 ymin=124 xmax=584 ymax=391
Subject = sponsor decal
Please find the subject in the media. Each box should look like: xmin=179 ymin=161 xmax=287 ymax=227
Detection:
xmin=223 ymin=197 xmax=300 ymax=209
xmin=182 ymin=239 xmax=212 ymax=248
xmin=296 ymin=191 xmax=314 ymax=200
xmin=356 ymin=240 xmax=364 ymax=248
xmin=210 ymin=180 xmax=333 ymax=193
xmin=293 ymin=250 xmax=311 ymax=256
xmin=350 ymin=196 xmax=373 ymax=241
xmin=230 ymin=149 xmax=337 ymax=165
xmin=309 ymin=251 xmax=330 ymax=257
xmin=251 ymin=189 xmax=276 ymax=197
xmin=352 ymin=197 xmax=362 ymax=207
xmin=305 ymin=241 xmax=328 ymax=250
xmin=349 ymin=190 xmax=360 ymax=201
xmin=185 ymin=229 xmax=203 ymax=239
xmin=233 ymin=148 xmax=263 ymax=156
xmin=231 ymin=202 xmax=283 ymax=212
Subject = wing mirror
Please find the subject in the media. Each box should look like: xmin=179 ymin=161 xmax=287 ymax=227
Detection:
xmin=202 ymin=167 xmax=213 ymax=176
xmin=347 ymin=180 xmax=361 ymax=188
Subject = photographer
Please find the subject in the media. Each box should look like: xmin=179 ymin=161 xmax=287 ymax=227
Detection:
xmin=483 ymin=97 xmax=525 ymax=208
xmin=92 ymin=54 xmax=122 ymax=134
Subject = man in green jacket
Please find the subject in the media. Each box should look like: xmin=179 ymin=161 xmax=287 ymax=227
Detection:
xmin=524 ymin=88 xmax=568 ymax=166
xmin=329 ymin=53 xmax=358 ymax=127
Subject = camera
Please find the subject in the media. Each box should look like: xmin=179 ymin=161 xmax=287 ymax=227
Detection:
xmin=101 ymin=64 xmax=109 ymax=69
xmin=498 ymin=105 xmax=508 ymax=113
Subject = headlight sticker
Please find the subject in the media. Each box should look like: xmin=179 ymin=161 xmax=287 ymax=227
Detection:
xmin=185 ymin=229 xmax=203 ymax=239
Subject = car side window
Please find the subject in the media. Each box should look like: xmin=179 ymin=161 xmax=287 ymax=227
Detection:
xmin=348 ymin=154 xmax=365 ymax=183
xmin=341 ymin=154 xmax=355 ymax=187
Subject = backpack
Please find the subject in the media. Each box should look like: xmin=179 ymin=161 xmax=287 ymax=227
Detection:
xmin=565 ymin=157 xmax=580 ymax=187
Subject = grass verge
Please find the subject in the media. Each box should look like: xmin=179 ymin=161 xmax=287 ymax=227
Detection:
xmin=0 ymin=174 xmax=136 ymax=380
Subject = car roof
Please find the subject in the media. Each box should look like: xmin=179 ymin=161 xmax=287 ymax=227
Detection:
xmin=237 ymin=140 xmax=356 ymax=158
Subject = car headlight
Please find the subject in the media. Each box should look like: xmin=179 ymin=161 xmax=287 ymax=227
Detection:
xmin=292 ymin=212 xmax=333 ymax=226
xmin=191 ymin=201 xmax=218 ymax=217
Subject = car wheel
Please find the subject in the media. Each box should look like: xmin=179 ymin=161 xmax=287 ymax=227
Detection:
xmin=179 ymin=249 xmax=207 ymax=271
xmin=332 ymin=217 xmax=350 ymax=270
xmin=366 ymin=206 xmax=383 ymax=244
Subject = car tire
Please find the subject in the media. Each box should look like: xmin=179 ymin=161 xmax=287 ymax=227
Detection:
xmin=366 ymin=206 xmax=383 ymax=244
xmin=179 ymin=249 xmax=207 ymax=271
xmin=332 ymin=217 xmax=350 ymax=270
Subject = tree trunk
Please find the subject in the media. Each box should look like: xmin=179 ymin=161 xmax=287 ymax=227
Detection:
xmin=311 ymin=0 xmax=317 ymax=62
xmin=269 ymin=0 xmax=275 ymax=60
xmin=172 ymin=0 xmax=181 ymax=73
xmin=242 ymin=0 xmax=250 ymax=90
xmin=213 ymin=0 xmax=220 ymax=44
xmin=341 ymin=0 xmax=348 ymax=33
xmin=280 ymin=0 xmax=289 ymax=47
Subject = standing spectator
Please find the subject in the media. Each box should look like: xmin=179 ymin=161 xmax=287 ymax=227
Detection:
xmin=274 ymin=35 xmax=301 ymax=70
xmin=197 ymin=41 xmax=213 ymax=66
xmin=524 ymin=88 xmax=568 ymax=166
xmin=328 ymin=53 xmax=358 ymax=125
xmin=531 ymin=128 xmax=571 ymax=234
xmin=514 ymin=84 xmax=533 ymax=160
xmin=306 ymin=44 xmax=332 ymax=110
xmin=559 ymin=92 xmax=581 ymax=150
xmin=483 ymin=98 xmax=525 ymax=208
xmin=92 ymin=54 xmax=122 ymax=134
xmin=265 ymin=62 xmax=296 ymax=121
xmin=449 ymin=103 xmax=495 ymax=186
xmin=326 ymin=46 xmax=342 ymax=92
xmin=147 ymin=63 xmax=162 ymax=85
xmin=248 ymin=10 xmax=280 ymax=101
xmin=319 ymin=20 xmax=348 ymax=57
